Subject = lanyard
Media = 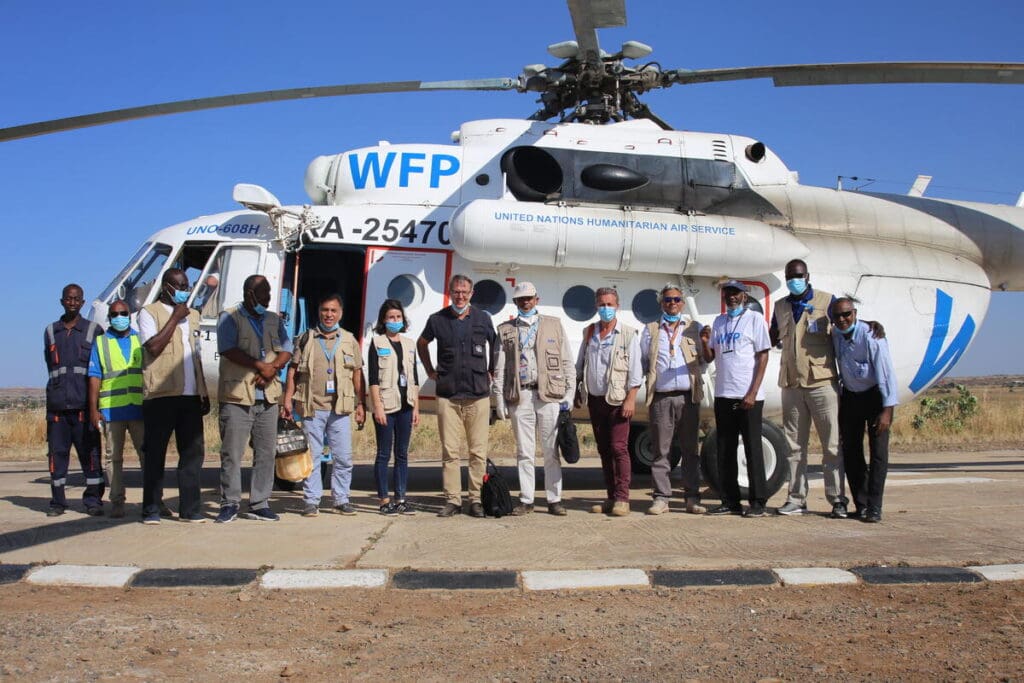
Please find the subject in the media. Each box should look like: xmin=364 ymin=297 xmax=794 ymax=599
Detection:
xmin=318 ymin=335 xmax=339 ymax=375
xmin=662 ymin=321 xmax=684 ymax=356
xmin=519 ymin=319 xmax=539 ymax=352
xmin=725 ymin=310 xmax=745 ymax=351
xmin=245 ymin=315 xmax=266 ymax=356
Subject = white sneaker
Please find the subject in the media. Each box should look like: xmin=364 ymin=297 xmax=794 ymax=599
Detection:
xmin=646 ymin=498 xmax=670 ymax=515
xmin=776 ymin=501 xmax=807 ymax=516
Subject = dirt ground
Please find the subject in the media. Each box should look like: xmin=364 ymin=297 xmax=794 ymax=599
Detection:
xmin=0 ymin=581 xmax=1021 ymax=681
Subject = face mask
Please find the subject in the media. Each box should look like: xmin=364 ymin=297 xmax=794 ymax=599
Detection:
xmin=451 ymin=304 xmax=469 ymax=315
xmin=517 ymin=308 xmax=538 ymax=318
xmin=597 ymin=306 xmax=616 ymax=323
xmin=842 ymin=324 xmax=856 ymax=337
xmin=166 ymin=284 xmax=190 ymax=305
xmin=385 ymin=321 xmax=404 ymax=334
xmin=662 ymin=313 xmax=681 ymax=324
xmin=319 ymin=322 xmax=339 ymax=332
xmin=727 ymin=305 xmax=745 ymax=318
xmin=109 ymin=315 xmax=131 ymax=332
xmin=786 ymin=278 xmax=808 ymax=296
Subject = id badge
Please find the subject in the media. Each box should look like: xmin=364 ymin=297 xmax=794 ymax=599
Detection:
xmin=519 ymin=357 xmax=529 ymax=383
xmin=399 ymin=374 xmax=408 ymax=387
xmin=326 ymin=379 xmax=336 ymax=395
xmin=807 ymin=319 xmax=819 ymax=334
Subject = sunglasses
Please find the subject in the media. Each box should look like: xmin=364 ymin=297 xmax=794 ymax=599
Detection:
xmin=109 ymin=311 xmax=130 ymax=318
xmin=662 ymin=296 xmax=683 ymax=303
xmin=834 ymin=310 xmax=855 ymax=319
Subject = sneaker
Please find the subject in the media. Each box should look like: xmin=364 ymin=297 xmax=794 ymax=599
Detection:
xmin=215 ymin=505 xmax=238 ymax=524
xmin=468 ymin=502 xmax=485 ymax=518
xmin=437 ymin=502 xmax=462 ymax=518
xmin=776 ymin=501 xmax=807 ymax=516
xmin=707 ymin=504 xmax=744 ymax=516
xmin=334 ymin=503 xmax=357 ymax=516
xmin=301 ymin=503 xmax=320 ymax=517
xmin=180 ymin=513 xmax=207 ymax=523
xmin=743 ymin=503 xmax=768 ymax=518
xmin=85 ymin=506 xmax=104 ymax=517
xmin=393 ymin=500 xmax=416 ymax=516
xmin=646 ymin=498 xmax=669 ymax=516
xmin=685 ymin=498 xmax=707 ymax=515
xmin=245 ymin=507 xmax=280 ymax=522
xmin=46 ymin=505 xmax=66 ymax=517
xmin=610 ymin=501 xmax=630 ymax=517
xmin=862 ymin=508 xmax=882 ymax=523
xmin=511 ymin=503 xmax=534 ymax=516
xmin=830 ymin=502 xmax=849 ymax=519
xmin=379 ymin=502 xmax=398 ymax=515
xmin=547 ymin=502 xmax=567 ymax=516
xmin=590 ymin=499 xmax=614 ymax=514
xmin=159 ymin=504 xmax=175 ymax=519
xmin=110 ymin=502 xmax=125 ymax=519
xmin=142 ymin=513 xmax=161 ymax=525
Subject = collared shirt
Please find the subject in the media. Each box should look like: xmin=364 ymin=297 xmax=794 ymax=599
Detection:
xmin=291 ymin=327 xmax=349 ymax=411
xmin=217 ymin=307 xmax=293 ymax=400
xmin=832 ymin=320 xmax=899 ymax=407
xmin=640 ymin=317 xmax=692 ymax=393
xmin=515 ymin=315 xmax=540 ymax=385
xmin=88 ymin=330 xmax=143 ymax=422
xmin=139 ymin=303 xmax=198 ymax=396
xmin=44 ymin=316 xmax=103 ymax=412
xmin=583 ymin=322 xmax=643 ymax=397
xmin=708 ymin=310 xmax=771 ymax=400
xmin=769 ymin=286 xmax=836 ymax=338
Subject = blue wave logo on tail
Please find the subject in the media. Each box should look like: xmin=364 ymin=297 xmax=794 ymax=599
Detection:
xmin=909 ymin=289 xmax=976 ymax=393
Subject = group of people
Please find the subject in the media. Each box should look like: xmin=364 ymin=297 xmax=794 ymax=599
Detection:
xmin=44 ymin=260 xmax=897 ymax=524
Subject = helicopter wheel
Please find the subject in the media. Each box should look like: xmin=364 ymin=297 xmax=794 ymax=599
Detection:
xmin=699 ymin=421 xmax=789 ymax=500
xmin=628 ymin=425 xmax=682 ymax=475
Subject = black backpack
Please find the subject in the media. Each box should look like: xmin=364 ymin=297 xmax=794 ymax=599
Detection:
xmin=481 ymin=459 xmax=514 ymax=518
xmin=556 ymin=410 xmax=581 ymax=464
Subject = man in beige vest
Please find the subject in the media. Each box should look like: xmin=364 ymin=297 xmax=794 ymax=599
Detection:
xmin=770 ymin=259 xmax=848 ymax=518
xmin=493 ymin=282 xmax=576 ymax=516
xmin=640 ymin=284 xmax=707 ymax=515
xmin=215 ymin=275 xmax=293 ymax=523
xmin=138 ymin=269 xmax=210 ymax=524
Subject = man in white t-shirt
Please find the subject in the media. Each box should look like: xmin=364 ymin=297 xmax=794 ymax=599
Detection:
xmin=700 ymin=280 xmax=771 ymax=517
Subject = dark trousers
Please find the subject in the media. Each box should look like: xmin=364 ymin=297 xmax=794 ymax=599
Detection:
xmin=142 ymin=396 xmax=205 ymax=518
xmin=373 ymin=407 xmax=413 ymax=500
xmin=46 ymin=410 xmax=104 ymax=508
xmin=588 ymin=394 xmax=632 ymax=502
xmin=713 ymin=397 xmax=767 ymax=507
xmin=839 ymin=386 xmax=890 ymax=513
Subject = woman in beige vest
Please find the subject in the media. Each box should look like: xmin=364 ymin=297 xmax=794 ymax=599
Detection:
xmin=368 ymin=299 xmax=420 ymax=515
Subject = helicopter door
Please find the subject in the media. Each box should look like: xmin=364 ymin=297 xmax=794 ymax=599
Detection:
xmin=361 ymin=246 xmax=451 ymax=398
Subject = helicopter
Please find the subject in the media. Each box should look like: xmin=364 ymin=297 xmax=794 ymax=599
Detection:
xmin=5 ymin=0 xmax=1023 ymax=497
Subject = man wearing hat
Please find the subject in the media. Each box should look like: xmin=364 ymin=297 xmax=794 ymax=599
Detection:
xmin=493 ymin=282 xmax=576 ymax=516
xmin=700 ymin=279 xmax=771 ymax=517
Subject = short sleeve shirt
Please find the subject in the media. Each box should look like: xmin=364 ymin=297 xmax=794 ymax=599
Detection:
xmin=709 ymin=310 xmax=771 ymax=400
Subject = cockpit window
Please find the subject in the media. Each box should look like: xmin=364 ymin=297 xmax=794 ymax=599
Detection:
xmin=99 ymin=242 xmax=173 ymax=313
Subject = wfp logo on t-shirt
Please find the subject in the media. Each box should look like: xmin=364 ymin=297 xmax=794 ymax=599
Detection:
xmin=715 ymin=332 xmax=741 ymax=346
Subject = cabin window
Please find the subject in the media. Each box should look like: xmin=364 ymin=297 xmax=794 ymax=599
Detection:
xmin=100 ymin=242 xmax=173 ymax=313
xmin=562 ymin=285 xmax=596 ymax=322
xmin=631 ymin=289 xmax=660 ymax=324
xmin=387 ymin=274 xmax=425 ymax=309
xmin=470 ymin=279 xmax=506 ymax=315
xmin=193 ymin=244 xmax=262 ymax=320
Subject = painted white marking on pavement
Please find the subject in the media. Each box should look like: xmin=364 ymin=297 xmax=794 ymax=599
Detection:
xmin=522 ymin=568 xmax=649 ymax=591
xmin=261 ymin=569 xmax=388 ymax=589
xmin=884 ymin=477 xmax=994 ymax=487
xmin=968 ymin=564 xmax=1024 ymax=582
xmin=27 ymin=564 xmax=139 ymax=588
xmin=773 ymin=567 xmax=859 ymax=586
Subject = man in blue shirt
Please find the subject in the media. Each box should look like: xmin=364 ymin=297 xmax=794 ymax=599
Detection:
xmin=88 ymin=299 xmax=145 ymax=518
xmin=831 ymin=297 xmax=899 ymax=523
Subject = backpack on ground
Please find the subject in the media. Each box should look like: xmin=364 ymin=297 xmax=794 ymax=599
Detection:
xmin=481 ymin=459 xmax=514 ymax=518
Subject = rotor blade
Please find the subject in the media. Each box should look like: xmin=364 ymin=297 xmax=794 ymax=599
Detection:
xmin=566 ymin=0 xmax=626 ymax=64
xmin=0 ymin=78 xmax=519 ymax=142
xmin=667 ymin=62 xmax=1024 ymax=87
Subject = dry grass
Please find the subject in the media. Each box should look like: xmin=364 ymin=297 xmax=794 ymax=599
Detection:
xmin=890 ymin=385 xmax=1024 ymax=451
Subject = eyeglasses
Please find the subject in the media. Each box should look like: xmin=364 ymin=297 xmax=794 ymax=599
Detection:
xmin=109 ymin=311 xmax=130 ymax=318
xmin=662 ymin=296 xmax=683 ymax=303
xmin=834 ymin=310 xmax=855 ymax=319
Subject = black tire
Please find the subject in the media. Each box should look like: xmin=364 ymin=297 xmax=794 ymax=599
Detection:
xmin=628 ymin=424 xmax=682 ymax=475
xmin=699 ymin=420 xmax=789 ymax=500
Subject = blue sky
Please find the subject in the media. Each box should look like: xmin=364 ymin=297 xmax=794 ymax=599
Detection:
xmin=2 ymin=0 xmax=1021 ymax=387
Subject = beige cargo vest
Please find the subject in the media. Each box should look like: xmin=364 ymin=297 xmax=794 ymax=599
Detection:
xmin=141 ymin=302 xmax=207 ymax=400
xmin=578 ymin=322 xmax=637 ymax=407
xmin=218 ymin=306 xmax=284 ymax=405
xmin=372 ymin=334 xmax=418 ymax=413
xmin=776 ymin=288 xmax=838 ymax=389
xmin=643 ymin=319 xmax=705 ymax=406
xmin=294 ymin=328 xmax=360 ymax=415
xmin=497 ymin=315 xmax=569 ymax=405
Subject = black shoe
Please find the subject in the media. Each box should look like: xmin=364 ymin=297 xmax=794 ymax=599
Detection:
xmin=849 ymin=507 xmax=865 ymax=520
xmin=46 ymin=505 xmax=66 ymax=517
xmin=393 ymin=500 xmax=416 ymax=516
xmin=379 ymin=502 xmax=398 ymax=515
xmin=743 ymin=503 xmax=767 ymax=518
xmin=469 ymin=502 xmax=485 ymax=518
xmin=437 ymin=502 xmax=461 ymax=518
xmin=707 ymin=504 xmax=744 ymax=516
xmin=830 ymin=502 xmax=849 ymax=519
xmin=511 ymin=503 xmax=534 ymax=516
xmin=547 ymin=502 xmax=568 ymax=516
xmin=85 ymin=505 xmax=104 ymax=517
xmin=862 ymin=509 xmax=882 ymax=523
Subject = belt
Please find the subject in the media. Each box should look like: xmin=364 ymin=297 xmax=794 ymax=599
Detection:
xmin=520 ymin=383 xmax=538 ymax=390
xmin=654 ymin=389 xmax=690 ymax=397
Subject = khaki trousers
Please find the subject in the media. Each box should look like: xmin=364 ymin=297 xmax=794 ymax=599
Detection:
xmin=103 ymin=419 xmax=145 ymax=504
xmin=509 ymin=388 xmax=562 ymax=504
xmin=438 ymin=396 xmax=490 ymax=503
xmin=782 ymin=383 xmax=846 ymax=505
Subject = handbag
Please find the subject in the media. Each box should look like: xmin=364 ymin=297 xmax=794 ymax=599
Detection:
xmin=556 ymin=409 xmax=581 ymax=464
xmin=275 ymin=418 xmax=313 ymax=483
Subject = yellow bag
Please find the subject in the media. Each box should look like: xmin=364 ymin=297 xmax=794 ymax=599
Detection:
xmin=275 ymin=449 xmax=314 ymax=483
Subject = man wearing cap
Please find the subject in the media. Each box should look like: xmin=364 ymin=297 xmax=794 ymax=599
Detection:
xmin=493 ymin=282 xmax=576 ymax=516
xmin=640 ymin=284 xmax=707 ymax=515
xmin=700 ymin=280 xmax=771 ymax=517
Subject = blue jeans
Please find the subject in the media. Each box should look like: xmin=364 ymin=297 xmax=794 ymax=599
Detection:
xmin=301 ymin=410 xmax=353 ymax=505
xmin=373 ymin=407 xmax=413 ymax=500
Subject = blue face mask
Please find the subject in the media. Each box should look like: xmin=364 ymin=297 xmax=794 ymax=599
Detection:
xmin=385 ymin=321 xmax=404 ymax=334
xmin=165 ymin=284 xmax=190 ymax=305
xmin=597 ymin=306 xmax=616 ymax=323
xmin=727 ymin=306 xmax=745 ymax=318
xmin=109 ymin=315 xmax=131 ymax=332
xmin=786 ymin=278 xmax=808 ymax=296
xmin=662 ymin=313 xmax=681 ymax=324
xmin=517 ymin=308 xmax=538 ymax=317
xmin=319 ymin=322 xmax=339 ymax=332
xmin=252 ymin=303 xmax=267 ymax=316
xmin=842 ymin=324 xmax=856 ymax=337
xmin=451 ymin=304 xmax=469 ymax=316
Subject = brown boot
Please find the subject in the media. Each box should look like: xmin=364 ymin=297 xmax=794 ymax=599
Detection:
xmin=610 ymin=501 xmax=630 ymax=517
xmin=590 ymin=498 xmax=614 ymax=514
xmin=110 ymin=502 xmax=125 ymax=519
